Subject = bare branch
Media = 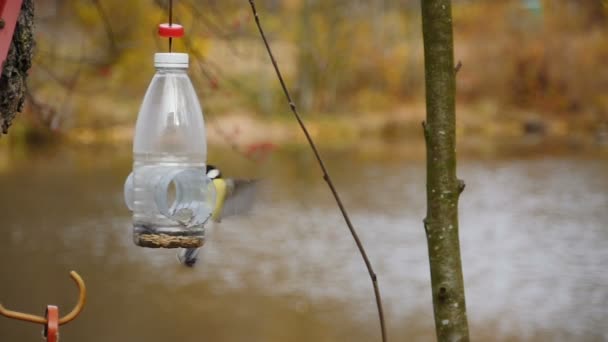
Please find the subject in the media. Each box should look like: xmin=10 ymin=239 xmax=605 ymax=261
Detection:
xmin=454 ymin=60 xmax=462 ymax=74
xmin=247 ymin=2 xmax=387 ymax=341
xmin=91 ymin=0 xmax=118 ymax=53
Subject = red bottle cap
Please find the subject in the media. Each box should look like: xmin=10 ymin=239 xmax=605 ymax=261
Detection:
xmin=158 ymin=23 xmax=184 ymax=38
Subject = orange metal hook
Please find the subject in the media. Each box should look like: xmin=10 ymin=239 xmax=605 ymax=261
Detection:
xmin=0 ymin=270 xmax=86 ymax=325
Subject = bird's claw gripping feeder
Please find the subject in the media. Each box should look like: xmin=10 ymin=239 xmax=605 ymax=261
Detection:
xmin=124 ymin=19 xmax=216 ymax=249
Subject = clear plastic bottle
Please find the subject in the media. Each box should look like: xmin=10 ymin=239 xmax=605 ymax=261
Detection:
xmin=128 ymin=52 xmax=215 ymax=248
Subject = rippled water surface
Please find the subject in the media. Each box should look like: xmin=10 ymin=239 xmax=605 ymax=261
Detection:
xmin=0 ymin=146 xmax=606 ymax=341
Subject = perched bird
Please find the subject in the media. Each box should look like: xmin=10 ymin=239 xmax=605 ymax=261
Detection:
xmin=177 ymin=164 xmax=257 ymax=267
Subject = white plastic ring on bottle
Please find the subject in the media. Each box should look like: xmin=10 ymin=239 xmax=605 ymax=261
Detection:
xmin=154 ymin=168 xmax=216 ymax=226
xmin=124 ymin=168 xmax=216 ymax=227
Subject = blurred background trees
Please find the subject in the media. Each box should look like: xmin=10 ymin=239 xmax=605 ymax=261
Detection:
xmin=10 ymin=0 xmax=608 ymax=147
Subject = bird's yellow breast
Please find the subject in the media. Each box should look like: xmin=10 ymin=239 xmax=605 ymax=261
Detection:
xmin=211 ymin=178 xmax=227 ymax=222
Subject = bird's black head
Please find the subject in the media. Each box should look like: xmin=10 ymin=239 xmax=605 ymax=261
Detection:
xmin=206 ymin=164 xmax=221 ymax=179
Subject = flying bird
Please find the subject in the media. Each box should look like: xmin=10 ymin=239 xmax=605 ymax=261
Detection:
xmin=177 ymin=164 xmax=257 ymax=267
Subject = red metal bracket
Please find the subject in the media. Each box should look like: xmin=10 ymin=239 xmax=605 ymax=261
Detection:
xmin=0 ymin=0 xmax=24 ymax=68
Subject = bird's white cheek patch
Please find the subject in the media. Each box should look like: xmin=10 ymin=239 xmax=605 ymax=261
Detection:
xmin=207 ymin=169 xmax=220 ymax=179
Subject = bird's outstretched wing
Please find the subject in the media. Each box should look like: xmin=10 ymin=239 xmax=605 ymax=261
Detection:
xmin=218 ymin=179 xmax=259 ymax=221
xmin=177 ymin=179 xmax=259 ymax=268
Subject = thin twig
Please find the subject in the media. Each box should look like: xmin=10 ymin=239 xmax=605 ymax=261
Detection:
xmin=91 ymin=0 xmax=117 ymax=53
xmin=35 ymin=50 xmax=106 ymax=66
xmin=454 ymin=60 xmax=462 ymax=74
xmin=182 ymin=33 xmax=260 ymax=163
xmin=164 ymin=10 xmax=266 ymax=161
xmin=177 ymin=21 xmax=263 ymax=104
xmin=26 ymin=90 xmax=55 ymax=125
xmin=247 ymin=2 xmax=387 ymax=341
xmin=54 ymin=52 xmax=83 ymax=130
xmin=182 ymin=0 xmax=239 ymax=40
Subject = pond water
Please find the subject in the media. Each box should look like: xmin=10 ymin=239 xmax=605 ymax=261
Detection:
xmin=0 ymin=145 xmax=606 ymax=341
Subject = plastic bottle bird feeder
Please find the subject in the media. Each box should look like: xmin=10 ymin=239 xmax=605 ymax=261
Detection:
xmin=124 ymin=21 xmax=215 ymax=249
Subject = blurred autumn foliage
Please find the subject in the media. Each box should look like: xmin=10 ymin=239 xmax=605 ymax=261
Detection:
xmin=10 ymin=0 xmax=608 ymax=146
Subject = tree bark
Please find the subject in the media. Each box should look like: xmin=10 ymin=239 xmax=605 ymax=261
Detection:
xmin=420 ymin=0 xmax=470 ymax=341
xmin=0 ymin=0 xmax=34 ymax=135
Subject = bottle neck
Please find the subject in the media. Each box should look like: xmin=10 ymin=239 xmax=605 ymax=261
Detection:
xmin=155 ymin=67 xmax=188 ymax=74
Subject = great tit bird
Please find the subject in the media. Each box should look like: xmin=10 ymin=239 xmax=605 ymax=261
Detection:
xmin=177 ymin=164 xmax=257 ymax=267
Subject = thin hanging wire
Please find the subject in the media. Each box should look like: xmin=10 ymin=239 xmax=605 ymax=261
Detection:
xmin=168 ymin=0 xmax=174 ymax=52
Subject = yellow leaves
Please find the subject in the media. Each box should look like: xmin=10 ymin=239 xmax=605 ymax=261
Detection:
xmin=71 ymin=1 xmax=102 ymax=29
xmin=104 ymin=48 xmax=153 ymax=91
xmin=384 ymin=44 xmax=409 ymax=94
xmin=282 ymin=0 xmax=301 ymax=12
xmin=188 ymin=37 xmax=211 ymax=59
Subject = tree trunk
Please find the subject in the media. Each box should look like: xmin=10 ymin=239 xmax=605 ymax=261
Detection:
xmin=0 ymin=0 xmax=34 ymax=135
xmin=420 ymin=0 xmax=470 ymax=341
